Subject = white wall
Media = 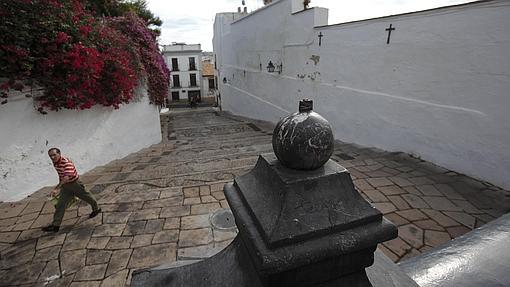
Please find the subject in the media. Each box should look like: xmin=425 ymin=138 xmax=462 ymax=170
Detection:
xmin=0 ymin=86 xmax=162 ymax=202
xmin=214 ymin=0 xmax=510 ymax=189
xmin=213 ymin=12 xmax=245 ymax=102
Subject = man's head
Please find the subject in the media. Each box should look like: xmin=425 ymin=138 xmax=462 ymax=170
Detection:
xmin=48 ymin=148 xmax=61 ymax=163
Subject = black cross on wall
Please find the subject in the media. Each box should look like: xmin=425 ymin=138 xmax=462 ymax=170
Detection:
xmin=318 ymin=32 xmax=323 ymax=46
xmin=385 ymin=24 xmax=395 ymax=44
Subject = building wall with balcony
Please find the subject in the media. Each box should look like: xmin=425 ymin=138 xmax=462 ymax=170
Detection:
xmin=162 ymin=44 xmax=203 ymax=101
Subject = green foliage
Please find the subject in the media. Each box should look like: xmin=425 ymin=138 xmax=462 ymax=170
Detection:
xmin=86 ymin=0 xmax=162 ymax=35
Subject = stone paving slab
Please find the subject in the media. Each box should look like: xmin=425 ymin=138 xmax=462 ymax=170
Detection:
xmin=0 ymin=108 xmax=509 ymax=286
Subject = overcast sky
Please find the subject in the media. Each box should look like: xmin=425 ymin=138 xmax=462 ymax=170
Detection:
xmin=147 ymin=0 xmax=474 ymax=51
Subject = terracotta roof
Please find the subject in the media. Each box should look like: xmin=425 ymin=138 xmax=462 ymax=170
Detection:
xmin=202 ymin=61 xmax=214 ymax=76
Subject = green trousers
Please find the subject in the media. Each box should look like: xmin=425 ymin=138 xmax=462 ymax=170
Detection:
xmin=51 ymin=180 xmax=99 ymax=226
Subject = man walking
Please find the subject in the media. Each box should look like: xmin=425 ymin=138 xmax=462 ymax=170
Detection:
xmin=42 ymin=148 xmax=101 ymax=232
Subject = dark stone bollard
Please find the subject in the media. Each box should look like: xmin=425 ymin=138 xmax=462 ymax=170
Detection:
xmin=223 ymin=153 xmax=397 ymax=286
xmin=131 ymin=100 xmax=420 ymax=286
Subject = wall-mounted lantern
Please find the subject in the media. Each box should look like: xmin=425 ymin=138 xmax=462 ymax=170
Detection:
xmin=267 ymin=61 xmax=283 ymax=74
xmin=267 ymin=61 xmax=275 ymax=73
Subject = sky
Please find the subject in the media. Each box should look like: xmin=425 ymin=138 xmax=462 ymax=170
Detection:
xmin=146 ymin=0 xmax=474 ymax=51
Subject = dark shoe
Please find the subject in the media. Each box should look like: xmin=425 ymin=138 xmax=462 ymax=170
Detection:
xmin=41 ymin=225 xmax=59 ymax=232
xmin=89 ymin=208 xmax=101 ymax=218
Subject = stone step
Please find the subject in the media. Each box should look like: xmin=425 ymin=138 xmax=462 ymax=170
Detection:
xmin=167 ymin=109 xmax=220 ymax=118
xmin=83 ymin=135 xmax=271 ymax=171
xmin=89 ymin=165 xmax=253 ymax=187
xmin=140 ymin=134 xmax=272 ymax=155
xmin=86 ymin=147 xmax=272 ymax=179
xmin=96 ymin=156 xmax=260 ymax=183
xmin=169 ymin=129 xmax=267 ymax=140
xmin=102 ymin=149 xmax=269 ymax=170
xmin=170 ymin=138 xmax=270 ymax=151
xmin=167 ymin=119 xmax=242 ymax=130
xmin=158 ymin=144 xmax=271 ymax=161
xmin=169 ymin=117 xmax=246 ymax=128
xmin=171 ymin=123 xmax=262 ymax=139
xmin=92 ymin=134 xmax=270 ymax=168
xmin=132 ymin=135 xmax=270 ymax=156
xmin=102 ymin=142 xmax=272 ymax=166
xmin=169 ymin=119 xmax=244 ymax=130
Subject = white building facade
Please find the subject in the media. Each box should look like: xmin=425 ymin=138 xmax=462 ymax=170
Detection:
xmin=162 ymin=43 xmax=203 ymax=102
xmin=213 ymin=0 xmax=510 ymax=189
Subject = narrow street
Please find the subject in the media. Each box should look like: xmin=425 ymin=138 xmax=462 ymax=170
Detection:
xmin=0 ymin=108 xmax=508 ymax=286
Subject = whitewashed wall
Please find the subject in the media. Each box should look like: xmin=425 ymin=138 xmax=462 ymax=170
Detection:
xmin=214 ymin=0 xmax=510 ymax=189
xmin=0 ymin=86 xmax=161 ymax=201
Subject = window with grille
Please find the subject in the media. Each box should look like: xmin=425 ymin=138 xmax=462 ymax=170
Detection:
xmin=190 ymin=74 xmax=197 ymax=87
xmin=189 ymin=57 xmax=196 ymax=70
xmin=173 ymin=75 xmax=180 ymax=87
xmin=171 ymin=58 xmax=179 ymax=71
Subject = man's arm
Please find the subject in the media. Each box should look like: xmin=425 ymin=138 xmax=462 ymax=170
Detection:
xmin=50 ymin=176 xmax=71 ymax=197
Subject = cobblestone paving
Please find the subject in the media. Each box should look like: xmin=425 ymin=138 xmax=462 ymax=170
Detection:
xmin=0 ymin=108 xmax=509 ymax=286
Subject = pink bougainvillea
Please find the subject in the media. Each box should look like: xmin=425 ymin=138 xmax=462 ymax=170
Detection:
xmin=108 ymin=13 xmax=170 ymax=106
xmin=0 ymin=0 xmax=169 ymax=112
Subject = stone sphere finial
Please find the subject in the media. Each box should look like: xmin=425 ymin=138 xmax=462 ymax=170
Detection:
xmin=272 ymin=99 xmax=334 ymax=170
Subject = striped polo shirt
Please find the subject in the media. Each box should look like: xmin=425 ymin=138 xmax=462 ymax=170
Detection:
xmin=53 ymin=156 xmax=79 ymax=182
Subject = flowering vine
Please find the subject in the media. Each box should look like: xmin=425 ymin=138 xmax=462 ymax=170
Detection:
xmin=0 ymin=0 xmax=169 ymax=112
xmin=109 ymin=13 xmax=170 ymax=106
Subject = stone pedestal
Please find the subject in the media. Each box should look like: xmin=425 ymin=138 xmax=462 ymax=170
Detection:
xmin=225 ymin=153 xmax=397 ymax=286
